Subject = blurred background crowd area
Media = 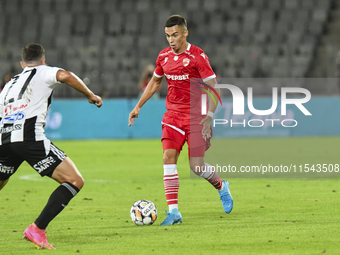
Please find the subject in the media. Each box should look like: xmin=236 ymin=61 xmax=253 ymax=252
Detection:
xmin=1 ymin=0 xmax=340 ymax=98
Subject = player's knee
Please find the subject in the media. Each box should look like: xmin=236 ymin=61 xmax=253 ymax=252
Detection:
xmin=54 ymin=172 xmax=84 ymax=190
xmin=163 ymin=149 xmax=179 ymax=164
xmin=189 ymin=158 xmax=205 ymax=174
xmin=189 ymin=162 xmax=196 ymax=172
xmin=163 ymin=153 xmax=176 ymax=164
xmin=189 ymin=162 xmax=201 ymax=174
xmin=72 ymin=175 xmax=84 ymax=190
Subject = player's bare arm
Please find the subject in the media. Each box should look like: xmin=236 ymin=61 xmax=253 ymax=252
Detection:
xmin=200 ymin=78 xmax=220 ymax=139
xmin=56 ymin=70 xmax=103 ymax=108
xmin=129 ymin=75 xmax=163 ymax=126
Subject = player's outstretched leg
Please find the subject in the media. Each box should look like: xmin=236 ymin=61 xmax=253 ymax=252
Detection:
xmin=23 ymin=157 xmax=84 ymax=249
xmin=190 ymin=159 xmax=233 ymax=213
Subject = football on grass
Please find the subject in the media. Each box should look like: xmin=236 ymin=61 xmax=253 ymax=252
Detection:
xmin=130 ymin=200 xmax=157 ymax=225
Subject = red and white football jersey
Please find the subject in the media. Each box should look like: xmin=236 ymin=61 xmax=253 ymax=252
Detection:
xmin=154 ymin=43 xmax=216 ymax=114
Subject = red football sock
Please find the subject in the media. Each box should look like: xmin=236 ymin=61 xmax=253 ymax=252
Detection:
xmin=199 ymin=163 xmax=223 ymax=190
xmin=163 ymin=164 xmax=179 ymax=210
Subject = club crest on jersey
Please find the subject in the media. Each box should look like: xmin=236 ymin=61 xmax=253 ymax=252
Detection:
xmin=183 ymin=58 xmax=190 ymax=67
xmin=174 ymin=56 xmax=178 ymax=61
xmin=164 ymin=57 xmax=168 ymax=64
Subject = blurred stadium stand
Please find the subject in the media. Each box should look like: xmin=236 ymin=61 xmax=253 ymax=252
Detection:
xmin=0 ymin=0 xmax=339 ymax=97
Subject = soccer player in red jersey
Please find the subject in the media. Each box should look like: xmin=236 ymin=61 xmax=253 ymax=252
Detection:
xmin=129 ymin=15 xmax=233 ymax=225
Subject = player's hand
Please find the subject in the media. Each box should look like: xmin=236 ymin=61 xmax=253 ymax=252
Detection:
xmin=200 ymin=116 xmax=212 ymax=140
xmin=87 ymin=94 xmax=103 ymax=108
xmin=129 ymin=107 xmax=141 ymax=126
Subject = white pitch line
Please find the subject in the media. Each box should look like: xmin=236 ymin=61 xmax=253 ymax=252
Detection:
xmin=18 ymin=174 xmax=110 ymax=183
xmin=19 ymin=174 xmax=45 ymax=182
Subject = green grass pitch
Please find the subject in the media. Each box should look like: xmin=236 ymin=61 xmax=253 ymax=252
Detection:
xmin=1 ymin=137 xmax=339 ymax=254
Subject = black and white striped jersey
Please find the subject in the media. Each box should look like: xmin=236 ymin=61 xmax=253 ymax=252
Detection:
xmin=0 ymin=65 xmax=61 ymax=145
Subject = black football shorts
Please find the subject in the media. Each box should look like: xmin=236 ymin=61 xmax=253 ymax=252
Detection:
xmin=0 ymin=140 xmax=67 ymax=181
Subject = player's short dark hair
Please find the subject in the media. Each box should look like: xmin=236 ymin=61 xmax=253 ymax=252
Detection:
xmin=165 ymin=15 xmax=187 ymax=30
xmin=21 ymin=43 xmax=45 ymax=63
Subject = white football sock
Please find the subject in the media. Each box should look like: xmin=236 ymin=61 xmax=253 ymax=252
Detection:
xmin=164 ymin=164 xmax=179 ymax=212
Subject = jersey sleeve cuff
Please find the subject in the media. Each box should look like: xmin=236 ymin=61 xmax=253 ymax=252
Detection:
xmin=153 ymin=71 xmax=164 ymax=78
xmin=202 ymin=74 xmax=216 ymax=82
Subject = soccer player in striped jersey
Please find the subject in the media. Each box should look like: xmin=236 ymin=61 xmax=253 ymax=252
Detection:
xmin=129 ymin=15 xmax=233 ymax=226
xmin=0 ymin=44 xmax=102 ymax=249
